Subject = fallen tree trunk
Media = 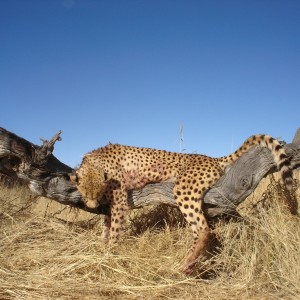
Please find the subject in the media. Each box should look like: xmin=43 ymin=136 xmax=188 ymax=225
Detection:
xmin=0 ymin=127 xmax=299 ymax=218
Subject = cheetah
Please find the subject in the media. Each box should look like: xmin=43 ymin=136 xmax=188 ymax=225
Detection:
xmin=71 ymin=134 xmax=293 ymax=274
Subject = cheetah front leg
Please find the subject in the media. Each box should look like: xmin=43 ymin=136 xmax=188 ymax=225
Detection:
xmin=106 ymin=184 xmax=129 ymax=244
xmin=101 ymin=215 xmax=111 ymax=243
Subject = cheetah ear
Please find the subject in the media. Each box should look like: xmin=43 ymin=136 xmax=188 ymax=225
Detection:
xmin=69 ymin=173 xmax=78 ymax=183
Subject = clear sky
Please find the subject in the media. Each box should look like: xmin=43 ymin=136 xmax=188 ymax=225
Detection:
xmin=1 ymin=0 xmax=299 ymax=167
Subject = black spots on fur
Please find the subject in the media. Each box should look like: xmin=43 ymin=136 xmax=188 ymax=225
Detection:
xmin=279 ymin=153 xmax=288 ymax=161
xmin=279 ymin=159 xmax=290 ymax=170
xmin=233 ymin=150 xmax=240 ymax=158
xmin=275 ymin=144 xmax=282 ymax=152
xmin=184 ymin=204 xmax=189 ymax=209
xmin=268 ymin=137 xmax=274 ymax=144
xmin=282 ymin=168 xmax=293 ymax=182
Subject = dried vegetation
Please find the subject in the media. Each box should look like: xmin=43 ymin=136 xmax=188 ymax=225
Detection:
xmin=0 ymin=171 xmax=300 ymax=299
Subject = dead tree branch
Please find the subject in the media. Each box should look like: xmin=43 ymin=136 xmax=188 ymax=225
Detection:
xmin=0 ymin=127 xmax=299 ymax=219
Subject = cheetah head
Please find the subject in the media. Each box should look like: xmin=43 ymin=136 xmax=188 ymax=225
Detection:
xmin=70 ymin=161 xmax=108 ymax=209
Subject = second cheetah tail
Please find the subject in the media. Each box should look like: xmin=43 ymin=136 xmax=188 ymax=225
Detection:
xmin=218 ymin=134 xmax=293 ymax=191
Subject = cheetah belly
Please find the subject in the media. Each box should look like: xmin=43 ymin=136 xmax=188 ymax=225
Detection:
xmin=121 ymin=162 xmax=177 ymax=190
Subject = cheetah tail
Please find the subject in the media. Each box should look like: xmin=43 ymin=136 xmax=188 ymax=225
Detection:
xmin=218 ymin=134 xmax=293 ymax=191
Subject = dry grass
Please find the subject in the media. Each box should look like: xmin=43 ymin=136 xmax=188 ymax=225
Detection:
xmin=0 ymin=172 xmax=300 ymax=300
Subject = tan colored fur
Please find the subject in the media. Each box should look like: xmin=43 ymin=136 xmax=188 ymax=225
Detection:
xmin=73 ymin=134 xmax=293 ymax=274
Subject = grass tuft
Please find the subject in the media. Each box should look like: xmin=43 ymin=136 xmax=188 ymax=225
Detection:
xmin=0 ymin=172 xmax=299 ymax=299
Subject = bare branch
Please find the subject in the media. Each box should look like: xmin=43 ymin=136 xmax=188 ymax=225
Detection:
xmin=0 ymin=127 xmax=299 ymax=219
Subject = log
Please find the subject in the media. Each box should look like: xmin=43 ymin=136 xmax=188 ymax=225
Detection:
xmin=0 ymin=127 xmax=299 ymax=219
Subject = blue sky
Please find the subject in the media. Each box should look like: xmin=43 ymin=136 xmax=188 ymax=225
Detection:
xmin=1 ymin=0 xmax=299 ymax=167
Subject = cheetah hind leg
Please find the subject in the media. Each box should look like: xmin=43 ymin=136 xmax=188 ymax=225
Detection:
xmin=182 ymin=226 xmax=212 ymax=275
xmin=175 ymin=192 xmax=212 ymax=274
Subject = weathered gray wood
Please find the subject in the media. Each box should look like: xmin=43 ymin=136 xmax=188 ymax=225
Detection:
xmin=0 ymin=127 xmax=299 ymax=219
xmin=0 ymin=127 xmax=111 ymax=215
